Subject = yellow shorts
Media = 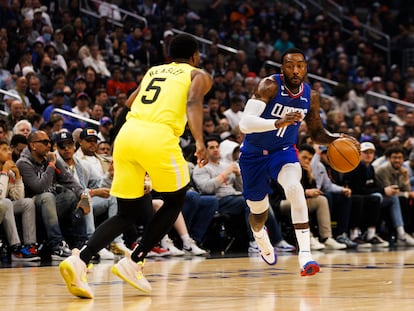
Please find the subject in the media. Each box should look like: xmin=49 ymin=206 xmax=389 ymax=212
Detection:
xmin=110 ymin=119 xmax=190 ymax=198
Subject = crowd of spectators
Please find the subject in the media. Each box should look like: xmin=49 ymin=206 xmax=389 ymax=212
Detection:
xmin=1 ymin=0 xmax=414 ymax=261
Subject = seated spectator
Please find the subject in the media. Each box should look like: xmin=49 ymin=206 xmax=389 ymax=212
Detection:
xmin=223 ymin=96 xmax=244 ymax=130
xmin=55 ymin=131 xmax=127 ymax=259
xmin=0 ymin=140 xmax=39 ymax=261
xmin=311 ymin=145 xmax=356 ymax=248
xmin=374 ymin=146 xmax=414 ymax=246
xmin=17 ymin=130 xmax=90 ymax=259
xmin=344 ymin=142 xmax=391 ymax=248
xmin=42 ymin=90 xmax=82 ymax=132
xmin=10 ymin=134 xmax=28 ymax=162
xmin=26 ymin=75 xmax=48 ymax=114
xmin=192 ymin=136 xmax=249 ymax=248
xmin=96 ymin=141 xmax=111 ymax=156
xmin=97 ymin=117 xmax=113 ymax=143
xmin=7 ymin=100 xmax=26 ymax=130
xmin=72 ymin=92 xmax=91 ymax=119
xmin=75 ymin=128 xmax=111 ymax=176
xmin=272 ymin=144 xmax=347 ymax=251
xmin=12 ymin=119 xmax=32 ymax=138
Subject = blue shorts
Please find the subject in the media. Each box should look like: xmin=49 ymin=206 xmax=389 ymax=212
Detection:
xmin=239 ymin=146 xmax=298 ymax=201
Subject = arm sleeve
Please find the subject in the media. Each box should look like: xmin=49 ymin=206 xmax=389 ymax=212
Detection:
xmin=239 ymin=99 xmax=277 ymax=134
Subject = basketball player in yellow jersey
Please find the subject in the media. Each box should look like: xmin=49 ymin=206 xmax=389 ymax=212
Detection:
xmin=59 ymin=34 xmax=213 ymax=298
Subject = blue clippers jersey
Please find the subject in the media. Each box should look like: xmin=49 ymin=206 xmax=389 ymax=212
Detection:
xmin=241 ymin=74 xmax=311 ymax=153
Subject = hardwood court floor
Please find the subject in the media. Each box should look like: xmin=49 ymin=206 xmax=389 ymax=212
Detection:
xmin=1 ymin=249 xmax=414 ymax=311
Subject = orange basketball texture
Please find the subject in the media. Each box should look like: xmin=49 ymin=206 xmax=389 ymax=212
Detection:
xmin=326 ymin=138 xmax=360 ymax=173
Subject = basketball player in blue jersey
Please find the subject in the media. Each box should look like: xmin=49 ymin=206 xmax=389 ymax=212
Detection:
xmin=239 ymin=48 xmax=359 ymax=276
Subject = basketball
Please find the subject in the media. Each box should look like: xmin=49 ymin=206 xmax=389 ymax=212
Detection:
xmin=326 ymin=137 xmax=360 ymax=173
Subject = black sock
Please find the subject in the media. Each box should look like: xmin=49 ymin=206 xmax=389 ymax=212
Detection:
xmin=131 ymin=187 xmax=187 ymax=262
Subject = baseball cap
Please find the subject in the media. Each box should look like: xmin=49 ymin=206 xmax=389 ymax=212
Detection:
xmin=100 ymin=116 xmax=112 ymax=126
xmin=75 ymin=75 xmax=86 ymax=82
xmin=360 ymin=142 xmax=375 ymax=152
xmin=372 ymin=76 xmax=382 ymax=83
xmin=163 ymin=30 xmax=174 ymax=38
xmin=76 ymin=92 xmax=89 ymax=100
xmin=376 ymin=105 xmax=388 ymax=113
xmin=52 ymin=89 xmax=65 ymax=97
xmin=54 ymin=131 xmax=74 ymax=147
xmin=80 ymin=128 xmax=98 ymax=140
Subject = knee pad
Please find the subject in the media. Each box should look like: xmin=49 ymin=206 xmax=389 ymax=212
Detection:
xmin=247 ymin=196 xmax=269 ymax=214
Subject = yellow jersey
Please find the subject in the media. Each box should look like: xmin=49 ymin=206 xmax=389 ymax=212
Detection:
xmin=128 ymin=62 xmax=198 ymax=137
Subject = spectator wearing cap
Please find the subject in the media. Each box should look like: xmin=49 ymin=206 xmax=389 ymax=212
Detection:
xmin=42 ymin=89 xmax=82 ymax=132
xmin=376 ymin=105 xmax=397 ymax=139
xmin=343 ymin=142 xmax=390 ymax=248
xmin=70 ymin=75 xmax=87 ymax=105
xmin=75 ymin=128 xmax=111 ymax=177
xmin=55 ymin=130 xmax=124 ymax=259
xmin=162 ymin=29 xmax=174 ymax=62
xmin=72 ymin=92 xmax=91 ymax=119
xmin=51 ymin=28 xmax=67 ymax=55
xmin=27 ymin=75 xmax=48 ymax=114
xmin=16 ymin=130 xmax=90 ymax=258
xmin=97 ymin=116 xmax=113 ymax=143
xmin=366 ymin=76 xmax=388 ymax=108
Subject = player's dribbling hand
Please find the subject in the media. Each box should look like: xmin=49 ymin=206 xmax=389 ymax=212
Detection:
xmin=195 ymin=141 xmax=208 ymax=167
xmin=339 ymin=133 xmax=361 ymax=153
xmin=275 ymin=112 xmax=303 ymax=128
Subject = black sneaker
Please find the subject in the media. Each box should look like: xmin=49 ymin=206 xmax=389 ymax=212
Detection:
xmin=11 ymin=245 xmax=41 ymax=262
xmin=51 ymin=241 xmax=71 ymax=260
xmin=363 ymin=234 xmax=389 ymax=248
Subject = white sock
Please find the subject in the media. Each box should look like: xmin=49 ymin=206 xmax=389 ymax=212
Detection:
xmin=396 ymin=226 xmax=406 ymax=239
xmin=366 ymin=227 xmax=376 ymax=240
xmin=252 ymin=227 xmax=264 ymax=238
xmin=181 ymin=234 xmax=191 ymax=248
xmin=350 ymin=228 xmax=359 ymax=240
xmin=295 ymin=228 xmax=313 ymax=267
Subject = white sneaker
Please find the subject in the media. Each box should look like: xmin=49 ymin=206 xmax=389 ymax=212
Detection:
xmin=253 ymin=228 xmax=277 ymax=265
xmin=248 ymin=240 xmax=259 ymax=253
xmin=111 ymin=254 xmax=152 ymax=293
xmin=110 ymin=241 xmax=131 ymax=255
xmin=276 ymin=240 xmax=296 ymax=252
xmin=161 ymin=236 xmax=185 ymax=256
xmin=310 ymin=237 xmax=325 ymax=251
xmin=59 ymin=248 xmax=93 ymax=298
xmin=324 ymin=237 xmax=347 ymax=250
xmin=183 ymin=238 xmax=208 ymax=256
xmin=397 ymin=233 xmax=414 ymax=246
xmin=98 ymin=247 xmax=115 ymax=260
